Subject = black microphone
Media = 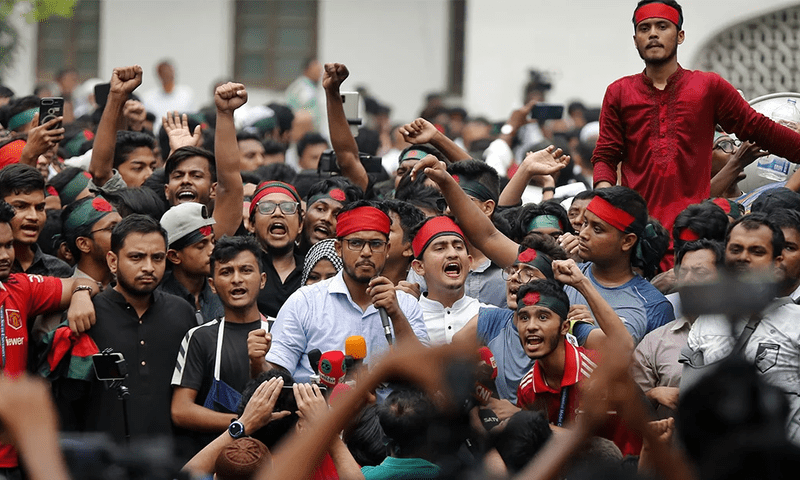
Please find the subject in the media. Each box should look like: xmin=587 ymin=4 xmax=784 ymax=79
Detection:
xmin=379 ymin=307 xmax=393 ymax=345
xmin=308 ymin=349 xmax=322 ymax=385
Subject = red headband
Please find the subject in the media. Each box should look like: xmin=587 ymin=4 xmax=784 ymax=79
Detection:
xmin=712 ymin=197 xmax=731 ymax=214
xmin=678 ymin=228 xmax=700 ymax=242
xmin=250 ymin=181 xmax=301 ymax=216
xmin=412 ymin=216 xmax=464 ymax=258
xmin=634 ymin=3 xmax=680 ymax=26
xmin=336 ymin=206 xmax=391 ymax=237
xmin=586 ymin=196 xmax=636 ymax=232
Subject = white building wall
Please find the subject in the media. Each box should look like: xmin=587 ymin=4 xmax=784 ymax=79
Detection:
xmin=4 ymin=3 xmax=38 ymax=97
xmin=317 ymin=0 xmax=450 ymax=122
xmin=99 ymin=0 xmax=234 ymax=109
xmin=464 ymin=0 xmax=800 ymax=119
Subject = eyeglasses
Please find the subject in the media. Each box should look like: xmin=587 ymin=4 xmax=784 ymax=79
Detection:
xmin=90 ymin=224 xmax=117 ymax=235
xmin=343 ymin=238 xmax=388 ymax=253
xmin=501 ymin=264 xmax=540 ymax=283
xmin=256 ymin=201 xmax=299 ymax=215
xmin=713 ymin=138 xmax=741 ymax=154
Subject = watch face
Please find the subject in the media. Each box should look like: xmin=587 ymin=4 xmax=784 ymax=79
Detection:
xmin=229 ymin=421 xmax=245 ymax=438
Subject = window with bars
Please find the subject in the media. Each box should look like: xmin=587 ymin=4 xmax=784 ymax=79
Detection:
xmin=36 ymin=0 xmax=100 ymax=83
xmin=234 ymin=0 xmax=318 ymax=90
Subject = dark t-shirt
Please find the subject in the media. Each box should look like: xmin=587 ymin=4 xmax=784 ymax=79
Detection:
xmin=83 ymin=288 xmax=196 ymax=442
xmin=257 ymin=250 xmax=304 ymax=318
xmin=172 ymin=319 xmax=264 ymax=408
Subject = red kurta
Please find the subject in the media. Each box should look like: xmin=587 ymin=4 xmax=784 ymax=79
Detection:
xmin=592 ymin=65 xmax=800 ymax=247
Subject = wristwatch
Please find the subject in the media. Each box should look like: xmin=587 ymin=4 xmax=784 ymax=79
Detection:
xmin=228 ymin=419 xmax=246 ymax=439
xmin=500 ymin=124 xmax=514 ymax=135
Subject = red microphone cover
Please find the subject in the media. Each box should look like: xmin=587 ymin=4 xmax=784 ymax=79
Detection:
xmin=479 ymin=346 xmax=497 ymax=380
xmin=318 ymin=350 xmax=347 ymax=388
xmin=345 ymin=335 xmax=367 ymax=360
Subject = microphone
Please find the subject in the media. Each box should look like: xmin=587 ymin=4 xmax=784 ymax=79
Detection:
xmin=345 ymin=335 xmax=367 ymax=363
xmin=474 ymin=347 xmax=498 ymax=406
xmin=308 ymin=349 xmax=322 ymax=385
xmin=318 ymin=350 xmax=348 ymax=389
xmin=379 ymin=307 xmax=393 ymax=345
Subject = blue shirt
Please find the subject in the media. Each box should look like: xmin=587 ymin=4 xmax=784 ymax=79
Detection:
xmin=266 ymin=271 xmax=429 ymax=381
xmin=476 ymin=306 xmax=533 ymax=404
xmin=566 ymin=263 xmax=674 ymax=344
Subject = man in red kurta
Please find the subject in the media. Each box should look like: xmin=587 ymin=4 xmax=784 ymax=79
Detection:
xmin=592 ymin=0 xmax=800 ymax=267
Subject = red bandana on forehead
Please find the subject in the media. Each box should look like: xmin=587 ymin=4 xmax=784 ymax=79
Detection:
xmin=249 ymin=181 xmax=301 ymax=216
xmin=411 ymin=216 xmax=464 ymax=258
xmin=518 ymin=248 xmax=538 ymax=263
xmin=586 ymin=196 xmax=636 ymax=232
xmin=91 ymin=197 xmax=113 ymax=212
xmin=522 ymin=292 xmax=540 ymax=306
xmin=336 ymin=206 xmax=391 ymax=237
xmin=330 ymin=188 xmax=346 ymax=202
xmin=634 ymin=3 xmax=680 ymax=26
xmin=199 ymin=225 xmax=213 ymax=237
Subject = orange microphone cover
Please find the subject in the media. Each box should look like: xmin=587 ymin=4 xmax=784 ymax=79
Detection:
xmin=345 ymin=335 xmax=367 ymax=360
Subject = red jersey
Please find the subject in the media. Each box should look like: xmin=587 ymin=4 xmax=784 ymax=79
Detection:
xmin=592 ymin=65 xmax=800 ymax=267
xmin=0 ymin=273 xmax=63 ymax=468
xmin=516 ymin=339 xmax=641 ymax=456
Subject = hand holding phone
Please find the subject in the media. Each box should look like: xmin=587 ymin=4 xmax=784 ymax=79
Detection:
xmin=38 ymin=97 xmax=64 ymax=130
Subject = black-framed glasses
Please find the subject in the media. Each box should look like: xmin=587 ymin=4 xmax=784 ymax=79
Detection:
xmin=343 ymin=238 xmax=387 ymax=253
xmin=713 ymin=138 xmax=741 ymax=154
xmin=90 ymin=225 xmax=117 ymax=235
xmin=501 ymin=264 xmax=539 ymax=283
xmin=256 ymin=201 xmax=299 ymax=215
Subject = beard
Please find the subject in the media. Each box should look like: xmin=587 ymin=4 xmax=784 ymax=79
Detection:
xmin=637 ymin=43 xmax=678 ymax=66
xmin=116 ymin=271 xmax=159 ymax=297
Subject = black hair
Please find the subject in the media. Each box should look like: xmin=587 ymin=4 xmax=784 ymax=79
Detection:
xmin=394 ymin=176 xmax=445 ymax=216
xmin=61 ymin=197 xmax=100 ymax=261
xmin=164 ymin=146 xmax=217 ymax=182
xmin=266 ymin=103 xmax=294 ymax=135
xmin=237 ymin=370 xmax=298 ymax=448
xmin=0 ymin=86 xmax=14 ymax=99
xmin=519 ymin=232 xmax=569 ymax=261
xmin=672 ymin=202 xmax=729 ymax=253
xmin=493 ymin=205 xmax=523 ymax=241
xmin=336 ymin=200 xmax=392 ymax=239
xmin=342 ymin=404 xmax=387 ymax=467
xmin=382 ymin=199 xmax=426 ymax=244
xmin=516 ymin=279 xmax=570 ymax=318
xmin=446 ymin=159 xmax=500 ymax=203
xmin=296 ymin=132 xmax=328 ymax=159
xmin=572 ymin=189 xmax=595 ymax=202
xmin=236 ymin=131 xmax=263 ymax=143
xmin=377 ymin=387 xmax=436 ymax=457
xmin=305 ymin=177 xmax=363 ymax=205
xmin=0 ymin=201 xmax=17 ymax=225
xmin=102 ymin=187 xmax=168 ymax=220
xmin=675 ymin=239 xmax=725 ymax=274
xmin=727 ymin=213 xmax=785 ymax=260
xmin=492 ymin=410 xmax=552 ymax=473
xmin=113 ymin=130 xmax=156 ymax=168
xmin=592 ymin=185 xmax=648 ymax=254
xmin=110 ymin=213 xmax=167 ymax=254
xmin=210 ymin=235 xmax=264 ymax=276
xmin=632 ymin=0 xmax=684 ymax=30
xmin=262 ymin=138 xmax=286 ymax=155
xmin=252 ymin=163 xmax=297 ymax=187
xmin=750 ymin=187 xmax=800 ymax=215
xmin=0 ymin=163 xmax=44 ymax=199
xmin=769 ymin=208 xmax=800 ymax=235
xmin=516 ymin=201 xmax=574 ymax=238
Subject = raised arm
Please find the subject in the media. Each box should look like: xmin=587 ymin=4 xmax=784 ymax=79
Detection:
xmin=90 ymin=65 xmax=143 ymax=187
xmin=323 ymin=63 xmax=369 ymax=192
xmin=213 ymin=82 xmax=247 ymax=237
xmin=552 ymin=259 xmax=634 ymax=354
xmin=411 ymin=155 xmax=520 ymax=267
xmin=18 ymin=114 xmax=64 ymax=166
xmin=498 ymin=146 xmax=570 ymax=206
xmin=399 ymin=117 xmax=471 ymax=163
xmin=709 ymin=141 xmax=766 ymax=197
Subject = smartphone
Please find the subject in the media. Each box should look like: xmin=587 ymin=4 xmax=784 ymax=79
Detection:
xmin=529 ymin=103 xmax=564 ymax=122
xmin=39 ymin=97 xmax=64 ymax=129
xmin=94 ymin=83 xmax=110 ymax=109
xmin=341 ymin=92 xmax=362 ymax=136
xmin=92 ymin=352 xmax=128 ymax=381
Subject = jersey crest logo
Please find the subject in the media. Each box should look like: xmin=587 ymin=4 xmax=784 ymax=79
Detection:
xmin=6 ymin=309 xmax=21 ymax=330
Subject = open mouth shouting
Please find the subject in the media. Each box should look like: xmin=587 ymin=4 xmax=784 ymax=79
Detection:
xmin=443 ymin=261 xmax=462 ymax=279
xmin=268 ymin=221 xmax=288 ymax=238
xmin=176 ymin=189 xmax=198 ymax=203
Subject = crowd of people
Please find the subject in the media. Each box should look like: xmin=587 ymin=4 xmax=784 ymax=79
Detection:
xmin=2 ymin=0 xmax=800 ymax=479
